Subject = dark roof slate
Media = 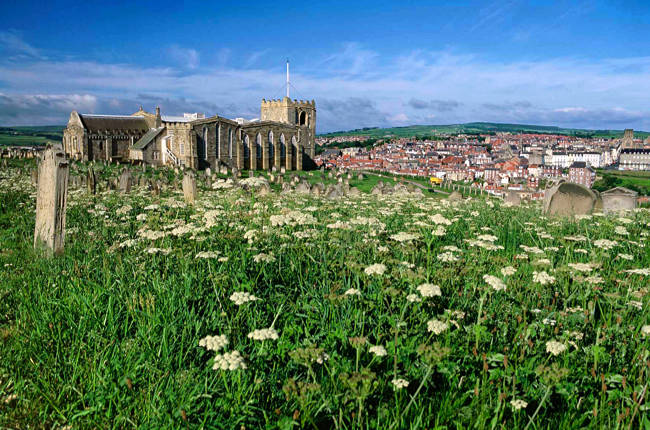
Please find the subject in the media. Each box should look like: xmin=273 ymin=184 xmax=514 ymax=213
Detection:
xmin=132 ymin=127 xmax=164 ymax=150
xmin=79 ymin=114 xmax=149 ymax=132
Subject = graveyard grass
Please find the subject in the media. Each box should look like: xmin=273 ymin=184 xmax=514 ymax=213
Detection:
xmin=1 ymin=159 xmax=649 ymax=429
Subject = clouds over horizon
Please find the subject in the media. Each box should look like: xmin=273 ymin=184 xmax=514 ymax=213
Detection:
xmin=1 ymin=32 xmax=649 ymax=132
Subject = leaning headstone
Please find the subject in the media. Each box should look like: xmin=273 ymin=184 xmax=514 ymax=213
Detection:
xmin=601 ymin=187 xmax=637 ymax=214
xmin=30 ymin=168 xmax=39 ymax=186
xmin=182 ymin=170 xmax=197 ymax=204
xmin=119 ymin=169 xmax=132 ymax=193
xmin=448 ymin=191 xmax=463 ymax=201
xmin=505 ymin=190 xmax=521 ymax=206
xmin=257 ymin=182 xmax=271 ymax=196
xmin=295 ymin=181 xmax=311 ymax=194
xmin=543 ymin=180 xmax=599 ymax=216
xmin=34 ymin=147 xmax=69 ymax=256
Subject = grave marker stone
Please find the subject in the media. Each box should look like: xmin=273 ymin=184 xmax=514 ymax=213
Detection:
xmin=34 ymin=147 xmax=69 ymax=256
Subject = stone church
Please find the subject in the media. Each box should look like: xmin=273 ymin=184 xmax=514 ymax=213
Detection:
xmin=62 ymin=97 xmax=316 ymax=171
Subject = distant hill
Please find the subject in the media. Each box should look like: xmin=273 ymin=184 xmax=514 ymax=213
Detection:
xmin=319 ymin=122 xmax=649 ymax=139
xmin=0 ymin=126 xmax=65 ymax=146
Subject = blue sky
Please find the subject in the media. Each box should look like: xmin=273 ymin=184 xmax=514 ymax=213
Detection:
xmin=1 ymin=0 xmax=649 ymax=132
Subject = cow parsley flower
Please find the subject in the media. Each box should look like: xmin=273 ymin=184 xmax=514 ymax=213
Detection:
xmin=545 ymin=340 xmax=567 ymax=356
xmin=510 ymin=399 xmax=528 ymax=410
xmin=501 ymin=266 xmax=516 ymax=276
xmin=247 ymin=328 xmax=279 ymax=341
xmin=625 ymin=268 xmax=650 ymax=276
xmin=427 ymin=319 xmax=449 ymax=334
xmin=364 ymin=263 xmax=387 ymax=276
xmin=344 ymin=288 xmax=361 ymax=296
xmin=391 ymin=378 xmax=409 ymax=390
xmin=253 ymin=253 xmax=276 ymax=263
xmin=390 ymin=232 xmax=419 ymax=242
xmin=199 ymin=335 xmax=228 ymax=352
xmin=594 ymin=239 xmax=617 ymax=250
xmin=212 ymin=351 xmax=247 ymax=371
xmin=533 ymin=271 xmax=556 ymax=285
xmin=568 ymin=262 xmax=594 ymax=272
xmin=437 ymin=251 xmax=459 ymax=262
xmin=369 ymin=345 xmax=387 ymax=357
xmin=417 ymin=283 xmax=442 ymax=297
xmin=196 ymin=251 xmax=220 ymax=259
xmin=229 ymin=291 xmax=259 ymax=305
xmin=614 ymin=226 xmax=629 ymax=236
xmin=483 ymin=274 xmax=506 ymax=291
xmin=406 ymin=293 xmax=422 ymax=303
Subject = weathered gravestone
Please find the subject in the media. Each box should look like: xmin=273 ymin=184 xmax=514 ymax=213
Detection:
xmin=348 ymin=186 xmax=361 ymax=196
xmin=543 ymin=180 xmax=599 ymax=216
xmin=280 ymin=167 xmax=286 ymax=175
xmin=358 ymin=173 xmax=364 ymax=181
xmin=34 ymin=147 xmax=69 ymax=256
xmin=295 ymin=180 xmax=311 ymax=194
xmin=182 ymin=170 xmax=197 ymax=204
xmin=601 ymin=187 xmax=637 ymax=214
xmin=30 ymin=168 xmax=39 ymax=186
xmin=447 ymin=191 xmax=463 ymax=201
xmin=505 ymin=190 xmax=521 ymax=206
xmin=205 ymin=167 xmax=212 ymax=179
xmin=119 ymin=169 xmax=132 ymax=193
xmin=370 ymin=182 xmax=384 ymax=195
xmin=257 ymin=182 xmax=271 ymax=196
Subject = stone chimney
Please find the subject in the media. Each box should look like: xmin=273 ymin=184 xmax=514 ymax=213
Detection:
xmin=155 ymin=106 xmax=161 ymax=128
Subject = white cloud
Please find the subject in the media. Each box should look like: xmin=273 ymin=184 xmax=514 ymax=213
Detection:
xmin=1 ymin=42 xmax=650 ymax=131
xmin=167 ymin=45 xmax=200 ymax=69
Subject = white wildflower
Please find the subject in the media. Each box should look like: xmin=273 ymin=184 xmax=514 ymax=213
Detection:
xmin=344 ymin=288 xmax=361 ymax=296
xmin=229 ymin=291 xmax=259 ymax=306
xmin=391 ymin=378 xmax=409 ymax=390
xmin=247 ymin=328 xmax=279 ymax=341
xmin=369 ymin=345 xmax=387 ymax=357
xmin=364 ymin=263 xmax=387 ymax=276
xmin=427 ymin=319 xmax=449 ymax=335
xmin=533 ymin=271 xmax=556 ymax=285
xmin=199 ymin=335 xmax=228 ymax=352
xmin=545 ymin=340 xmax=567 ymax=356
xmin=212 ymin=351 xmax=247 ymax=371
xmin=417 ymin=283 xmax=442 ymax=297
xmin=483 ymin=274 xmax=506 ymax=291
xmin=501 ymin=266 xmax=516 ymax=276
xmin=510 ymin=399 xmax=528 ymax=410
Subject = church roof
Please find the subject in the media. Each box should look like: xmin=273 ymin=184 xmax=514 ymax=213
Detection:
xmin=132 ymin=127 xmax=164 ymax=150
xmin=601 ymin=186 xmax=638 ymax=196
xmin=79 ymin=114 xmax=149 ymax=132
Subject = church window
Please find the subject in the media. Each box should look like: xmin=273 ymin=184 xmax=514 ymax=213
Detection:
xmin=256 ymin=133 xmax=262 ymax=159
xmin=228 ymin=128 xmax=233 ymax=159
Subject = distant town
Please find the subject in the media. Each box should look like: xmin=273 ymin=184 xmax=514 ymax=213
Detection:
xmin=315 ymin=129 xmax=650 ymax=200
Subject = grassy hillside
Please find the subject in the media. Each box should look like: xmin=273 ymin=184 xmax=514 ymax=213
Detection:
xmin=1 ymin=158 xmax=649 ymax=428
xmin=0 ymin=126 xmax=64 ymax=147
xmin=320 ymin=122 xmax=649 ymax=139
xmin=593 ymin=169 xmax=650 ymax=196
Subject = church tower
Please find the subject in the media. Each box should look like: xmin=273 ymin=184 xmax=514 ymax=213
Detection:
xmin=260 ymin=61 xmax=316 ymax=157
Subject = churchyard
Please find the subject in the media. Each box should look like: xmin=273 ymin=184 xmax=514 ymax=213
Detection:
xmin=0 ymin=154 xmax=649 ymax=428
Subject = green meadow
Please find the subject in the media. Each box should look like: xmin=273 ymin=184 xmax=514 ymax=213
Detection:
xmin=0 ymin=159 xmax=649 ymax=429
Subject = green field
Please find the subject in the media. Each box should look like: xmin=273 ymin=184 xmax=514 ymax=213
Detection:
xmin=594 ymin=169 xmax=650 ymax=196
xmin=0 ymin=126 xmax=64 ymax=147
xmin=320 ymin=122 xmax=649 ymax=140
xmin=1 ymin=159 xmax=649 ymax=428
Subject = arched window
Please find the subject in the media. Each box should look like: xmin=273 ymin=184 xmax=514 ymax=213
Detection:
xmin=268 ymin=130 xmax=274 ymax=159
xmin=299 ymin=111 xmax=306 ymax=126
xmin=256 ymin=133 xmax=262 ymax=159
xmin=216 ymin=124 xmax=221 ymax=159
xmin=200 ymin=127 xmax=208 ymax=160
xmin=243 ymin=135 xmax=250 ymax=158
xmin=291 ymin=136 xmax=298 ymax=158
xmin=228 ymin=128 xmax=233 ymax=159
xmin=280 ymin=134 xmax=286 ymax=156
